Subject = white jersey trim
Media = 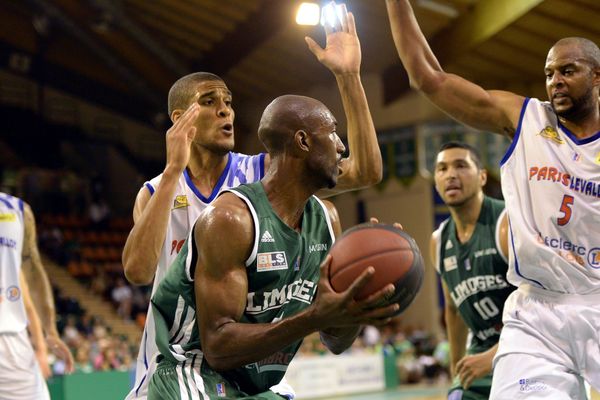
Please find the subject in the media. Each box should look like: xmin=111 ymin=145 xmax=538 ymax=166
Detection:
xmin=223 ymin=190 xmax=260 ymax=267
xmin=433 ymin=219 xmax=450 ymax=274
xmin=313 ymin=196 xmax=336 ymax=244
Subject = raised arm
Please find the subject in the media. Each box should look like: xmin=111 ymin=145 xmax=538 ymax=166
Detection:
xmin=122 ymin=102 xmax=200 ymax=285
xmin=306 ymin=5 xmax=382 ymax=195
xmin=195 ymin=194 xmax=397 ymax=371
xmin=385 ymin=0 xmax=524 ymax=136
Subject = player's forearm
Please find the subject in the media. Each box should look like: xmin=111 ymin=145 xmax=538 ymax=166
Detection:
xmin=22 ymin=276 xmax=47 ymax=354
xmin=319 ymin=326 xmax=361 ymax=354
xmin=24 ymin=264 xmax=58 ymax=336
xmin=122 ymin=169 xmax=179 ymax=285
xmin=335 ymin=73 xmax=382 ymax=189
xmin=385 ymin=0 xmax=444 ymax=92
xmin=202 ymin=310 xmax=320 ymax=372
xmin=446 ymin=309 xmax=468 ymax=375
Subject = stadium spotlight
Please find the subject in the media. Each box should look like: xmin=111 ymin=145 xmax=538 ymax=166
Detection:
xmin=296 ymin=2 xmax=320 ymax=26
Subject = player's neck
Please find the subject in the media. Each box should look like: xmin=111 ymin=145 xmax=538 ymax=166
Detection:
xmin=186 ymin=147 xmax=229 ymax=195
xmin=449 ymin=193 xmax=484 ymax=244
xmin=558 ymin=106 xmax=600 ymax=139
xmin=262 ymin=173 xmax=313 ymax=232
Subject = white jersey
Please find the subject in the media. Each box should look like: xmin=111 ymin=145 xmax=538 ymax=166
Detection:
xmin=0 ymin=193 xmax=26 ymax=334
xmin=500 ymin=98 xmax=600 ymax=294
xmin=127 ymin=152 xmax=265 ymax=399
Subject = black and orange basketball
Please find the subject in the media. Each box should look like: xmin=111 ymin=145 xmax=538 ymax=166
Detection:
xmin=328 ymin=223 xmax=424 ymax=315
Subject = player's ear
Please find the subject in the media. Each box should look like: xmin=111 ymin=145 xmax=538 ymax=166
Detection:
xmin=295 ymin=130 xmax=310 ymax=153
xmin=480 ymin=168 xmax=488 ymax=187
xmin=171 ymin=109 xmax=183 ymax=123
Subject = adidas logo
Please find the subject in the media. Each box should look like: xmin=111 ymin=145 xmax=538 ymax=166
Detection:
xmin=445 ymin=240 xmax=453 ymax=250
xmin=261 ymin=230 xmax=275 ymax=243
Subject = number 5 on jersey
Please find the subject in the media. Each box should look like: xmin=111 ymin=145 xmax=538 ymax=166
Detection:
xmin=557 ymin=195 xmax=574 ymax=226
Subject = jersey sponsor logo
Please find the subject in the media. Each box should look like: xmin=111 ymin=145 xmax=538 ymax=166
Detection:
xmin=257 ymin=251 xmax=288 ymax=272
xmin=0 ymin=236 xmax=17 ymax=249
xmin=473 ymin=248 xmax=498 ymax=258
xmin=529 ymin=166 xmax=600 ymax=199
xmin=445 ymin=240 xmax=453 ymax=250
xmin=537 ymin=126 xmax=565 ymax=144
xmin=596 ymin=152 xmax=600 ymax=165
xmin=443 ymin=255 xmax=458 ymax=272
xmin=587 ymin=248 xmax=600 ymax=269
xmin=260 ymin=230 xmax=275 ymax=243
xmin=246 ymin=279 xmax=316 ymax=313
xmin=538 ymin=233 xmax=597 ymax=267
xmin=450 ymin=274 xmax=509 ymax=306
xmin=247 ymin=351 xmax=294 ymax=373
xmin=173 ymin=195 xmax=189 ymax=209
xmin=308 ymin=243 xmax=328 ymax=252
xmin=0 ymin=213 xmax=16 ymax=222
xmin=475 ymin=323 xmax=502 ymax=341
xmin=519 ymin=378 xmax=548 ymax=393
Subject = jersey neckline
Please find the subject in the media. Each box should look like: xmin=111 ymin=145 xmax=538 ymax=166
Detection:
xmin=184 ymin=152 xmax=233 ymax=204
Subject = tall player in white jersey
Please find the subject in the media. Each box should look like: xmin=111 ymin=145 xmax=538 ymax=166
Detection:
xmin=122 ymin=7 xmax=383 ymax=399
xmin=386 ymin=1 xmax=600 ymax=399
xmin=0 ymin=193 xmax=72 ymax=399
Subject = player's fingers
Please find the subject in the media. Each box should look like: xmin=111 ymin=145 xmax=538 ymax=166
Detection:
xmin=339 ymin=4 xmax=349 ymax=32
xmin=360 ymin=283 xmax=395 ymax=310
xmin=305 ymin=36 xmax=323 ymax=60
xmin=393 ymin=222 xmax=404 ymax=230
xmin=369 ymin=217 xmax=379 ymax=224
xmin=173 ymin=98 xmax=200 ymax=128
xmin=347 ymin=12 xmax=357 ymax=36
xmin=344 ymin=265 xmax=374 ymax=299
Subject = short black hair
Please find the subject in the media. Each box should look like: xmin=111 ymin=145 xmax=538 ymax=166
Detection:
xmin=167 ymin=72 xmax=224 ymax=116
xmin=438 ymin=141 xmax=483 ymax=169
xmin=552 ymin=37 xmax=600 ymax=68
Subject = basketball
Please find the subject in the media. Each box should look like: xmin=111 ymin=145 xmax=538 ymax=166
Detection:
xmin=328 ymin=223 xmax=424 ymax=315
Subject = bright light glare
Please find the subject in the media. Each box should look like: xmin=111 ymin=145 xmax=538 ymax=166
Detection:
xmin=296 ymin=3 xmax=320 ymax=26
xmin=320 ymin=2 xmax=344 ymax=28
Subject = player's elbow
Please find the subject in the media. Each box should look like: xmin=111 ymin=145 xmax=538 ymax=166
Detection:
xmin=409 ymin=69 xmax=445 ymax=95
xmin=122 ymin=257 xmax=153 ymax=286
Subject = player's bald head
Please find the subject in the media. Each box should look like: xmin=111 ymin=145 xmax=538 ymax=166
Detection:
xmin=258 ymin=95 xmax=333 ymax=154
xmin=548 ymin=37 xmax=600 ymax=68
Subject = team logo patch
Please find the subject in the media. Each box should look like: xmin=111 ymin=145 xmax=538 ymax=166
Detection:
xmin=260 ymin=230 xmax=275 ymax=243
xmin=0 ymin=213 xmax=16 ymax=222
xmin=257 ymin=251 xmax=288 ymax=272
xmin=6 ymin=286 xmax=20 ymax=302
xmin=216 ymin=382 xmax=226 ymax=397
xmin=445 ymin=240 xmax=453 ymax=250
xmin=537 ymin=126 xmax=565 ymax=144
xmin=173 ymin=195 xmax=189 ymax=209
xmin=443 ymin=255 xmax=458 ymax=272
xmin=595 ymin=152 xmax=600 ymax=165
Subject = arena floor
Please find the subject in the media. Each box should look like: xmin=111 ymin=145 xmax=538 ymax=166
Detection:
xmin=333 ymin=384 xmax=447 ymax=400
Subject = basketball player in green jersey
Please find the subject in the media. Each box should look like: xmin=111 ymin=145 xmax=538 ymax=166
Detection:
xmin=430 ymin=142 xmax=514 ymax=400
xmin=148 ymin=94 xmax=398 ymax=400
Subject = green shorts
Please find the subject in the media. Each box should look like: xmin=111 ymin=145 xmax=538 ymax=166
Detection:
xmin=448 ymin=374 xmax=492 ymax=400
xmin=148 ymin=360 xmax=287 ymax=400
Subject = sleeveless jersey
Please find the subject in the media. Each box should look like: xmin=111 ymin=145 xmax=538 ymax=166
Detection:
xmin=0 ymin=193 xmax=26 ymax=333
xmin=150 ymin=181 xmax=335 ymax=397
xmin=128 ymin=152 xmax=265 ymax=399
xmin=500 ymin=98 xmax=600 ymax=294
xmin=434 ymin=196 xmax=513 ymax=353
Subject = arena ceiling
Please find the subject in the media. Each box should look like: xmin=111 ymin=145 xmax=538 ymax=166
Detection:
xmin=1 ymin=0 xmax=600 ymax=129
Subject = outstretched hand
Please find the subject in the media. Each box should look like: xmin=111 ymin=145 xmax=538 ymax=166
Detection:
xmin=305 ymin=3 xmax=361 ymax=75
xmin=309 ymin=255 xmax=398 ymax=329
xmin=456 ymin=350 xmax=494 ymax=389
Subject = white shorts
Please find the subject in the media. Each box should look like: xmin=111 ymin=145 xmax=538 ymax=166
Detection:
xmin=490 ymin=285 xmax=600 ymax=399
xmin=0 ymin=330 xmax=49 ymax=400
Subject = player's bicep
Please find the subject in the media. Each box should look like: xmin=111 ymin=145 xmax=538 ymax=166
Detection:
xmin=194 ymin=197 xmax=254 ymax=341
xmin=323 ymin=200 xmax=342 ymax=239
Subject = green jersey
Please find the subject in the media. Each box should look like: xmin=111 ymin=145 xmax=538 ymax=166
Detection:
xmin=149 ymin=181 xmax=335 ymax=399
xmin=434 ymin=196 xmax=515 ymax=354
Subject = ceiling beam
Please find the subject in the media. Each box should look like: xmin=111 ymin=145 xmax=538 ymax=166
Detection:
xmin=383 ymin=0 xmax=545 ymax=104
xmin=27 ymin=0 xmax=163 ymax=111
xmin=87 ymin=0 xmax=189 ymax=77
xmin=193 ymin=0 xmax=296 ymax=75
